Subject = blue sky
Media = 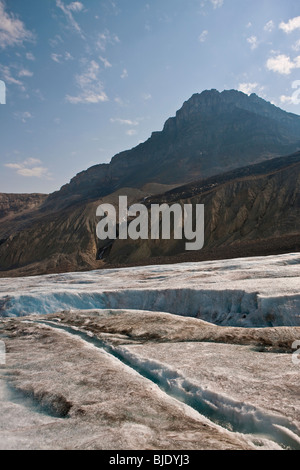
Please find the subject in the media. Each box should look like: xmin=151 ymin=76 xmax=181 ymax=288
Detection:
xmin=1 ymin=0 xmax=300 ymax=194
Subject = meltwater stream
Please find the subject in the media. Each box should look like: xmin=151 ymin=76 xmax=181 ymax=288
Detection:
xmin=35 ymin=320 xmax=300 ymax=450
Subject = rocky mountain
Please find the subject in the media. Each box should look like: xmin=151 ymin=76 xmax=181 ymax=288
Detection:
xmin=1 ymin=151 xmax=299 ymax=277
xmin=44 ymin=89 xmax=300 ymax=210
xmin=0 ymin=186 xmax=174 ymax=276
xmin=108 ymin=151 xmax=300 ymax=265
xmin=0 ymin=193 xmax=47 ymax=221
xmin=0 ymin=89 xmax=299 ymax=277
xmin=0 ymin=193 xmax=47 ymax=246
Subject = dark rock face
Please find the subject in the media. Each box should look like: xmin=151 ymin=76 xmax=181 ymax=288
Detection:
xmin=44 ymin=89 xmax=300 ymax=210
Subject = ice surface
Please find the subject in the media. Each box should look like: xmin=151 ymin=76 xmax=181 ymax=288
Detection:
xmin=32 ymin=319 xmax=300 ymax=449
xmin=0 ymin=253 xmax=300 ymax=326
xmin=122 ymin=341 xmax=300 ymax=447
xmin=0 ymin=319 xmax=257 ymax=450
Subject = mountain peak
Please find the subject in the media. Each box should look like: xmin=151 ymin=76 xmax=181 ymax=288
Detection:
xmin=180 ymin=88 xmax=263 ymax=112
xmin=162 ymin=88 xmax=300 ymax=134
xmin=45 ymin=88 xmax=300 ymax=211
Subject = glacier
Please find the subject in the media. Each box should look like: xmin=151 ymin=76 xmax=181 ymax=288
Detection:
xmin=1 ymin=251 xmax=300 ymax=451
xmin=0 ymin=253 xmax=300 ymax=327
xmin=0 ymin=253 xmax=300 ymax=326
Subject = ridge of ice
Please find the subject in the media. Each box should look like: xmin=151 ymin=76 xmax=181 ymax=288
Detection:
xmin=1 ymin=253 xmax=300 ymax=327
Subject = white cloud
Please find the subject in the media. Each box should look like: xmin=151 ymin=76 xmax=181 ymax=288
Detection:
xmin=0 ymin=64 xmax=32 ymax=91
xmin=126 ymin=129 xmax=137 ymax=136
xmin=280 ymin=80 xmax=300 ymax=105
xmin=0 ymin=0 xmax=34 ymax=49
xmin=76 ymin=60 xmax=98 ymax=87
xmin=56 ymin=0 xmax=84 ymax=39
xmin=66 ymin=91 xmax=107 ymax=105
xmin=210 ymin=0 xmax=223 ymax=8
xmin=121 ymin=68 xmax=128 ymax=79
xmin=142 ymin=93 xmax=152 ymax=101
xmin=65 ymin=51 xmax=73 ymax=60
xmin=26 ymin=52 xmax=35 ymax=61
xmin=292 ymin=39 xmax=300 ymax=51
xmin=17 ymin=167 xmax=49 ymax=178
xmin=0 ymin=65 xmax=23 ymax=88
xmin=99 ymin=56 xmax=112 ymax=68
xmin=280 ymin=94 xmax=295 ymax=105
xmin=96 ymin=30 xmax=120 ymax=52
xmin=266 ymin=54 xmax=300 ymax=75
xmin=198 ymin=30 xmax=208 ymax=43
xmin=51 ymin=53 xmax=62 ymax=63
xmin=247 ymin=35 xmax=258 ymax=50
xmin=34 ymin=88 xmax=45 ymax=101
xmin=24 ymin=158 xmax=42 ymax=166
xmin=67 ymin=2 xmax=84 ymax=12
xmin=49 ymin=35 xmax=63 ymax=48
xmin=66 ymin=60 xmax=108 ymax=104
xmin=5 ymin=163 xmax=22 ymax=170
xmin=110 ymin=118 xmax=138 ymax=126
xmin=14 ymin=111 xmax=33 ymax=123
xmin=264 ymin=20 xmax=274 ymax=32
xmin=18 ymin=68 xmax=33 ymax=77
xmin=114 ymin=96 xmax=125 ymax=106
xmin=279 ymin=16 xmax=300 ymax=34
xmin=4 ymin=158 xmax=51 ymax=178
xmin=238 ymin=82 xmax=259 ymax=95
xmin=51 ymin=51 xmax=73 ymax=62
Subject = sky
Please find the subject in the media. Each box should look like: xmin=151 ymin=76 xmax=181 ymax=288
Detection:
xmin=1 ymin=0 xmax=300 ymax=194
